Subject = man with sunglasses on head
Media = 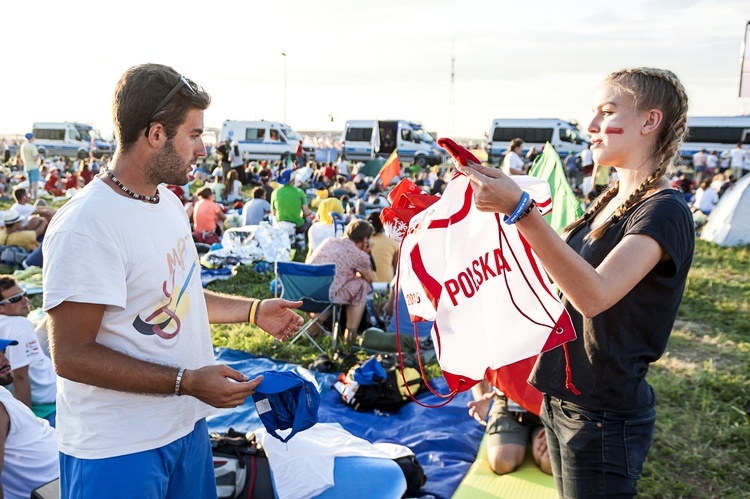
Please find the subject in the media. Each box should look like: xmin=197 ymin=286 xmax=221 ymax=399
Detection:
xmin=0 ymin=277 xmax=57 ymax=427
xmin=42 ymin=64 xmax=303 ymax=498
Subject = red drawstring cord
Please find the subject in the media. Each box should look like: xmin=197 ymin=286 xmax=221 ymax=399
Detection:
xmin=394 ymin=235 xmax=462 ymax=407
xmin=562 ymin=343 xmax=581 ymax=395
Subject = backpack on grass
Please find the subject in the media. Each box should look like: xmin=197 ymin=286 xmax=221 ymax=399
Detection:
xmin=344 ymin=354 xmax=427 ymax=413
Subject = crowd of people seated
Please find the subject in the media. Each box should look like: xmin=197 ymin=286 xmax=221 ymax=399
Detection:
xmin=669 ymin=171 xmax=736 ymax=224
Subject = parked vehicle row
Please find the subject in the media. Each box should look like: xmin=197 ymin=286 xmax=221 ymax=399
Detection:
xmin=15 ymin=115 xmax=749 ymax=170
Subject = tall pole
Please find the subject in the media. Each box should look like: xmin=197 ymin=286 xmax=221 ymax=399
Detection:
xmin=282 ymin=52 xmax=287 ymax=122
xmin=448 ymin=38 xmax=456 ymax=137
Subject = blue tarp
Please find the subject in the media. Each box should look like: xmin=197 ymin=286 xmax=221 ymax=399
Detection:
xmin=207 ymin=348 xmax=484 ymax=499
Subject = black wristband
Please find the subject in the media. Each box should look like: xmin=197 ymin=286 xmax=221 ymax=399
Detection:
xmin=516 ymin=199 xmax=537 ymax=222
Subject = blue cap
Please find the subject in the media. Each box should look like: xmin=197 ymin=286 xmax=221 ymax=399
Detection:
xmin=277 ymin=169 xmax=293 ymax=185
xmin=353 ymin=357 xmax=387 ymax=385
xmin=0 ymin=339 xmax=19 ymax=351
xmin=24 ymin=133 xmax=34 ymax=140
xmin=252 ymin=370 xmax=320 ymax=443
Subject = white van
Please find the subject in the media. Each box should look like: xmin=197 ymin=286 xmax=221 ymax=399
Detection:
xmin=342 ymin=120 xmax=445 ymax=167
xmin=486 ymin=119 xmax=589 ymax=165
xmin=32 ymin=122 xmax=112 ymax=159
xmin=219 ymin=120 xmax=314 ymax=162
xmin=681 ymin=116 xmax=750 ymax=166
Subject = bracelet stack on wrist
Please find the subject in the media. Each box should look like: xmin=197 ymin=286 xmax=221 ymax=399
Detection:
xmin=174 ymin=367 xmax=186 ymax=396
xmin=516 ymin=199 xmax=537 ymax=223
xmin=248 ymin=299 xmax=261 ymax=326
xmin=503 ymin=192 xmax=535 ymax=225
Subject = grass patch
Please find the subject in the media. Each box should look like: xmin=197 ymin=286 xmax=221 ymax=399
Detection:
xmin=638 ymin=240 xmax=750 ymax=498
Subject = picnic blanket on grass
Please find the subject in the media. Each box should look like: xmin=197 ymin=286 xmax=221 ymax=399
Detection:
xmin=452 ymin=433 xmax=557 ymax=498
xmin=207 ymin=348 xmax=484 ymax=499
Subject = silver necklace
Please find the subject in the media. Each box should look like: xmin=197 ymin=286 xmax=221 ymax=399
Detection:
xmin=104 ymin=168 xmax=159 ymax=204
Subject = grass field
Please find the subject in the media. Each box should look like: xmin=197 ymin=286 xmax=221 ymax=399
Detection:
xmin=7 ymin=205 xmax=748 ymax=496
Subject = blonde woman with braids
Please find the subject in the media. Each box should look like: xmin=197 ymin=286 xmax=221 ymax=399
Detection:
xmin=457 ymin=68 xmax=694 ymax=497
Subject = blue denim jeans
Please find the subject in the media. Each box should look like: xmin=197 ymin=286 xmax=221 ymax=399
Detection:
xmin=541 ymin=395 xmax=655 ymax=498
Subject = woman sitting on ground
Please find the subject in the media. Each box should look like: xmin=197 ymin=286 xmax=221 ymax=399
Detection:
xmin=307 ymin=219 xmax=375 ymax=343
xmin=192 ymin=187 xmax=227 ymax=242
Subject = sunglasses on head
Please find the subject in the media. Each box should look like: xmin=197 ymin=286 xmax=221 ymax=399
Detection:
xmin=143 ymin=75 xmax=199 ymax=138
xmin=0 ymin=291 xmax=26 ymax=305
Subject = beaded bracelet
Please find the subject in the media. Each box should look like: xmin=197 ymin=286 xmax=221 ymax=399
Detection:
xmin=502 ymin=191 xmax=532 ymax=225
xmin=174 ymin=367 xmax=186 ymax=396
xmin=248 ymin=299 xmax=261 ymax=326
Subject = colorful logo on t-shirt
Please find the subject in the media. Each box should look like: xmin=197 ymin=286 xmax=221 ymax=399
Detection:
xmin=132 ymin=236 xmax=195 ymax=339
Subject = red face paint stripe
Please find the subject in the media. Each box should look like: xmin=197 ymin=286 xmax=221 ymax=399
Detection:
xmin=604 ymin=127 xmax=624 ymax=134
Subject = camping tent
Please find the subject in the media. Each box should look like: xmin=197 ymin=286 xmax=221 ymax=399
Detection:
xmin=701 ymin=173 xmax=750 ymax=246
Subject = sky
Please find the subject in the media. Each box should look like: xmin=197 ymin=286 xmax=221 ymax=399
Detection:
xmin=2 ymin=0 xmax=748 ymax=140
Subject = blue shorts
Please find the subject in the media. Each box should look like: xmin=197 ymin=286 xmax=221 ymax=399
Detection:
xmin=27 ymin=168 xmax=40 ymax=182
xmin=60 ymin=418 xmax=216 ymax=499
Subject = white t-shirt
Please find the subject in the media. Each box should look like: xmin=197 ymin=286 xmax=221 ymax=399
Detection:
xmin=692 ymin=151 xmax=707 ymax=167
xmin=579 ymin=148 xmax=593 ymax=167
xmin=226 ymin=179 xmax=243 ymax=203
xmin=258 ymin=423 xmax=411 ymax=499
xmin=695 ymin=187 xmax=719 ymax=213
xmin=502 ymin=152 xmax=525 ymax=175
xmin=336 ymin=159 xmax=349 ymax=176
xmin=306 ymin=222 xmax=335 ymax=257
xmin=729 ymin=147 xmax=746 ymax=167
xmin=706 ymin=154 xmax=719 ymax=169
xmin=9 ymin=203 xmax=34 ymax=226
xmin=42 ymin=178 xmax=216 ymax=459
xmin=230 ymin=146 xmax=244 ymax=168
xmin=0 ymin=315 xmax=56 ymax=405
xmin=293 ymin=166 xmax=314 ymax=185
xmin=0 ymin=387 xmax=58 ymax=499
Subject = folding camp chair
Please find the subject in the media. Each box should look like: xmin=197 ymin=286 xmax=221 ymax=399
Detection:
xmin=275 ymin=261 xmax=341 ymax=353
xmin=330 ymin=211 xmax=346 ymax=237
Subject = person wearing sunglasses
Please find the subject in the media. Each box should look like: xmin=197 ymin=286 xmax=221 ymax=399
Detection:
xmin=42 ymin=64 xmax=304 ymax=498
xmin=0 ymin=277 xmax=57 ymax=428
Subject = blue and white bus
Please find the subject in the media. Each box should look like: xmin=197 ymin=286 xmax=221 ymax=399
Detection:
xmin=486 ymin=118 xmax=589 ymax=166
xmin=682 ymin=116 xmax=750 ymax=165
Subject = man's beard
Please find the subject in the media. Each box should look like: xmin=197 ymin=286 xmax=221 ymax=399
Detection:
xmin=144 ymin=139 xmax=191 ymax=186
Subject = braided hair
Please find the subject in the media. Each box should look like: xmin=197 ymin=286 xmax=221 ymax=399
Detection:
xmin=564 ymin=68 xmax=689 ymax=241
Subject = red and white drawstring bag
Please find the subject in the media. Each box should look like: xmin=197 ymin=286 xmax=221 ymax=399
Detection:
xmin=381 ymin=138 xmax=577 ymax=410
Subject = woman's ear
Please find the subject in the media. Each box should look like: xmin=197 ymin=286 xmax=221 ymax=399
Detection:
xmin=641 ymin=109 xmax=663 ymax=136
